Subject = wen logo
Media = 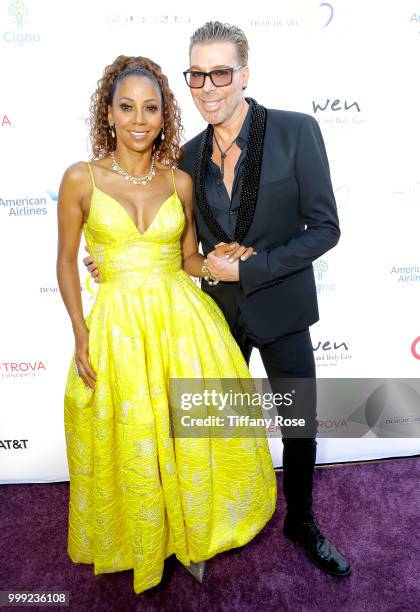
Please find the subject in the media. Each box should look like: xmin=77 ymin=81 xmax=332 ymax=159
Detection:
xmin=313 ymin=340 xmax=349 ymax=352
xmin=312 ymin=98 xmax=361 ymax=113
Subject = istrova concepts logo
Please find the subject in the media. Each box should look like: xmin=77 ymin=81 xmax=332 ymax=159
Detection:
xmin=0 ymin=360 xmax=47 ymax=378
xmin=2 ymin=1 xmax=41 ymax=45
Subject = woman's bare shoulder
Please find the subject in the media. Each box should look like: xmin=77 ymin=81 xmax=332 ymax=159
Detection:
xmin=173 ymin=167 xmax=193 ymax=189
xmin=173 ymin=168 xmax=193 ymax=206
xmin=59 ymin=161 xmax=93 ymax=202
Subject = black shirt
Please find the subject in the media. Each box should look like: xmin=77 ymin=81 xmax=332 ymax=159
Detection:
xmin=205 ymin=102 xmax=252 ymax=239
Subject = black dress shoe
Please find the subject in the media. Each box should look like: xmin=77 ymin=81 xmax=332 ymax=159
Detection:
xmin=283 ymin=517 xmax=351 ymax=577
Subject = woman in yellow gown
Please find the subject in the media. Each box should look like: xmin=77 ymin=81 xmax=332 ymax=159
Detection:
xmin=56 ymin=55 xmax=276 ymax=595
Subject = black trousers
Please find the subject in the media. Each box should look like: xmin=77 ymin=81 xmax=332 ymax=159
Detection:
xmin=231 ymin=312 xmax=317 ymax=524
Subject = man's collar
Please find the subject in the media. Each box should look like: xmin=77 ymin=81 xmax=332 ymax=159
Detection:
xmin=236 ymin=100 xmax=252 ymax=149
xmin=207 ymin=100 xmax=252 ymax=154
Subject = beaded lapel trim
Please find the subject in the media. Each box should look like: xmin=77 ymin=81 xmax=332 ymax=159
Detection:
xmin=193 ymin=97 xmax=267 ymax=244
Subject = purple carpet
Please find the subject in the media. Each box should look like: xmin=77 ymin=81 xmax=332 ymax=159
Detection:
xmin=1 ymin=457 xmax=419 ymax=611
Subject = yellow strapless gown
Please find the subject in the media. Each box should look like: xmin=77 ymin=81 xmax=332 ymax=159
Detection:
xmin=64 ymin=166 xmax=277 ymax=594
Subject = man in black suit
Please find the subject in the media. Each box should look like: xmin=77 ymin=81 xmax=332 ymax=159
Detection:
xmin=179 ymin=21 xmax=350 ymax=577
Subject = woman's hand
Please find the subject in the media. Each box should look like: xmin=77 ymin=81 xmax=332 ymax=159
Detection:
xmin=74 ymin=328 xmax=96 ymax=390
xmin=83 ymin=245 xmax=100 ymax=282
xmin=214 ymin=242 xmax=257 ymax=261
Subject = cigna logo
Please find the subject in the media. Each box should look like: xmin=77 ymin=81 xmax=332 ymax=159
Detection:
xmin=411 ymin=337 xmax=420 ymax=360
xmin=0 ymin=360 xmax=47 ymax=378
xmin=313 ymin=258 xmax=335 ymax=294
xmin=2 ymin=0 xmax=41 ymax=45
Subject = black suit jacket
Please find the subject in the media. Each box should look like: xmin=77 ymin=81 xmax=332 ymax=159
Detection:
xmin=179 ymin=108 xmax=340 ymax=341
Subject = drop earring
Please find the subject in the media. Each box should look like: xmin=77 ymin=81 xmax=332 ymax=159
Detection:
xmin=109 ymin=123 xmax=115 ymax=138
xmin=160 ymin=129 xmax=165 ymax=141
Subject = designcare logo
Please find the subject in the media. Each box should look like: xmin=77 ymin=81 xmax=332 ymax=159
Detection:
xmin=0 ymin=439 xmax=29 ymax=450
xmin=313 ymin=258 xmax=335 ymax=294
xmin=0 ymin=360 xmax=47 ymax=378
xmin=2 ymin=0 xmax=41 ymax=45
xmin=0 ymin=190 xmax=56 ymax=217
xmin=348 ymin=380 xmax=420 ymax=437
xmin=250 ymin=2 xmax=334 ymax=30
xmin=40 ymin=279 xmax=91 ymax=296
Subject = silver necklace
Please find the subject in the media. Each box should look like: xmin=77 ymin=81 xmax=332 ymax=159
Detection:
xmin=213 ymin=131 xmax=237 ymax=179
xmin=110 ymin=151 xmax=156 ymax=185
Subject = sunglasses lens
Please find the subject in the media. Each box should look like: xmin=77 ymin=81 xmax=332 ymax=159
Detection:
xmin=185 ymin=69 xmax=233 ymax=88
xmin=210 ymin=70 xmax=232 ymax=86
xmin=186 ymin=71 xmax=205 ymax=87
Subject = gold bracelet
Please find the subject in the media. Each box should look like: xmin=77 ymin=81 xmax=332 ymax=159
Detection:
xmin=201 ymin=258 xmax=219 ymax=286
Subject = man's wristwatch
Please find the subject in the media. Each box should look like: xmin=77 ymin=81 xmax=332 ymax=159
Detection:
xmin=201 ymin=258 xmax=219 ymax=286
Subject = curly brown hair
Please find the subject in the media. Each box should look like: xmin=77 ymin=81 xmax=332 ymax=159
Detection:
xmin=89 ymin=55 xmax=183 ymax=165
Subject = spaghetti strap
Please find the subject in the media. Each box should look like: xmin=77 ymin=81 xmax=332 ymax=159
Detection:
xmin=86 ymin=161 xmax=96 ymax=189
xmin=171 ymin=167 xmax=178 ymax=197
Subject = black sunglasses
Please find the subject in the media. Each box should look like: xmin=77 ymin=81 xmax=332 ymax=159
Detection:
xmin=183 ymin=66 xmax=243 ymax=88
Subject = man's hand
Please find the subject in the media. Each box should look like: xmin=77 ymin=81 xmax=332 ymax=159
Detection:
xmin=214 ymin=241 xmax=257 ymax=262
xmin=83 ymin=245 xmax=99 ymax=282
xmin=207 ymin=242 xmax=257 ymax=282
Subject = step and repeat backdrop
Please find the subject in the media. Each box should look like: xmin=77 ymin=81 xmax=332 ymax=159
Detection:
xmin=1 ymin=0 xmax=419 ymax=482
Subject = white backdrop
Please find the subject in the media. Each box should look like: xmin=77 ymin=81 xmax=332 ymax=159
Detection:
xmin=1 ymin=0 xmax=419 ymax=482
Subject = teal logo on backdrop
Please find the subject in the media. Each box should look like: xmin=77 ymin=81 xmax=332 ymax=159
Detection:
xmin=313 ymin=258 xmax=335 ymax=294
xmin=3 ymin=1 xmax=40 ymax=45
